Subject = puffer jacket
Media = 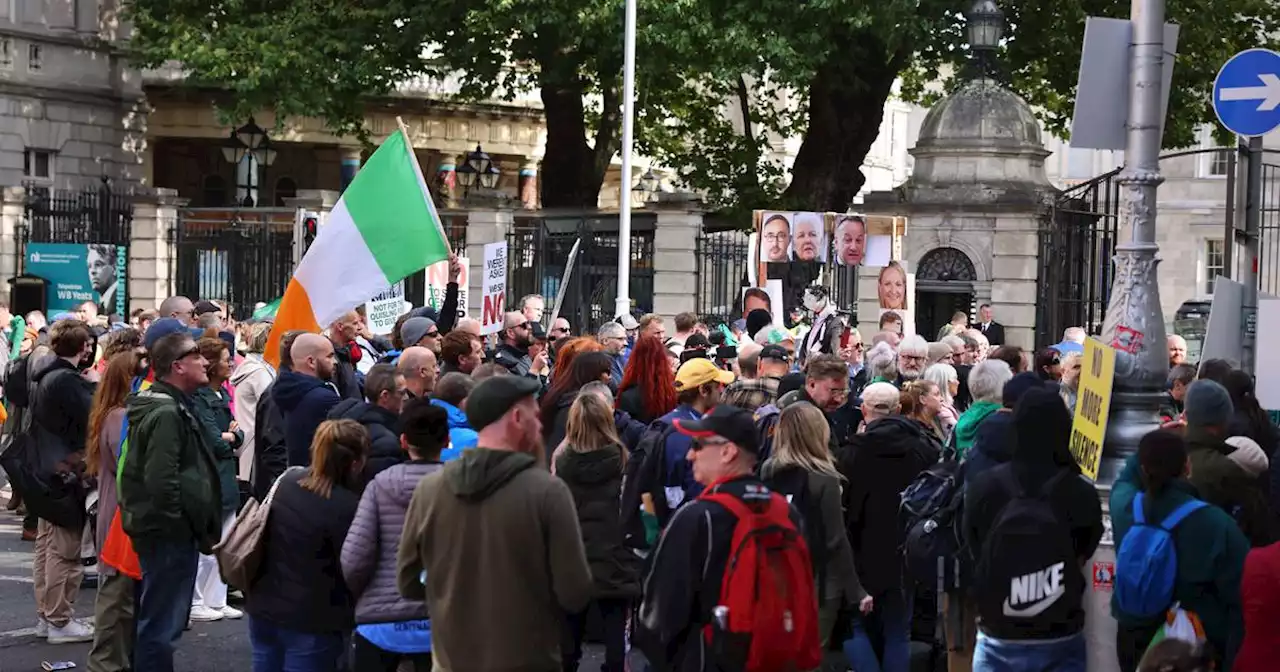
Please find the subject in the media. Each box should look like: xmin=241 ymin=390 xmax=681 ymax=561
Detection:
xmin=554 ymin=445 xmax=640 ymax=599
xmin=341 ymin=460 xmax=444 ymax=624
xmin=431 ymin=398 xmax=477 ymax=462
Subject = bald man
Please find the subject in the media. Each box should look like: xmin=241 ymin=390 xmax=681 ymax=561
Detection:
xmin=454 ymin=317 xmax=483 ymax=337
xmin=398 ymin=346 xmax=438 ymax=399
xmin=494 ymin=311 xmax=535 ymax=377
xmin=158 ymin=295 xmax=196 ymax=326
xmin=274 ymin=333 xmax=341 ymax=466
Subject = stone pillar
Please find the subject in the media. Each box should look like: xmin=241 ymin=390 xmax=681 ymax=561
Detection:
xmin=339 ymin=146 xmax=362 ymax=191
xmin=466 ymin=208 xmax=513 ymax=318
xmin=0 ymin=186 xmax=25 ymax=285
xmin=518 ymin=160 xmax=538 ymax=209
xmin=990 ymin=214 xmax=1041 ymax=349
xmin=128 ymin=188 xmax=186 ymax=314
xmin=436 ymin=154 xmax=458 ymax=208
xmin=651 ymin=198 xmax=701 ymax=319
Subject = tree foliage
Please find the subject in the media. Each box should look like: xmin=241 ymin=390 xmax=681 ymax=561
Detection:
xmin=126 ymin=0 xmax=1280 ymax=214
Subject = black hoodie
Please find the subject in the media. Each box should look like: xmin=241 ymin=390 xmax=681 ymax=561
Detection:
xmin=273 ymin=370 xmax=341 ymax=467
xmin=963 ymin=388 xmax=1103 ymax=640
xmin=328 ymin=398 xmax=402 ymax=483
xmin=31 ymin=356 xmax=95 ymax=452
xmin=837 ymin=415 xmax=940 ymax=596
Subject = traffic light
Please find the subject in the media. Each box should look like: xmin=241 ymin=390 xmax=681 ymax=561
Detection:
xmin=302 ymin=215 xmax=319 ymax=252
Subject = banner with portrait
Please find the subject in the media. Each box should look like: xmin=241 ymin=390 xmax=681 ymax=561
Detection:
xmin=752 ymin=211 xmax=896 ymax=324
xmin=25 ymin=242 xmax=127 ymax=316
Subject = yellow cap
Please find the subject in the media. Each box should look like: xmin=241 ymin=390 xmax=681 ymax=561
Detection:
xmin=674 ymin=357 xmax=735 ymax=390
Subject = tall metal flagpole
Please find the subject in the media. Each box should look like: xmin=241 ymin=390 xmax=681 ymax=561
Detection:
xmin=1097 ymin=0 xmax=1168 ymax=484
xmin=615 ymin=0 xmax=637 ymax=320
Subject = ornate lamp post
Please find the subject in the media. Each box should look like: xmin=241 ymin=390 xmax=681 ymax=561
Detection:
xmin=1097 ymin=0 xmax=1169 ymax=484
xmin=964 ymin=0 xmax=1004 ymax=78
xmin=221 ymin=117 xmax=276 ymax=206
xmin=456 ymin=144 xmax=501 ymax=196
xmin=632 ymin=168 xmax=660 ymax=205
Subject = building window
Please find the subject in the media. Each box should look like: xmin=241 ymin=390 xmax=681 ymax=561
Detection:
xmin=27 ymin=43 xmax=41 ymax=71
xmin=0 ymin=39 xmax=12 ymax=70
xmin=1204 ymin=239 xmax=1225 ymax=295
xmin=273 ymin=177 xmax=297 ymax=206
xmin=1208 ymin=149 xmax=1231 ymax=177
xmin=201 ymin=175 xmax=227 ymax=207
xmin=23 ymin=149 xmax=53 ymax=179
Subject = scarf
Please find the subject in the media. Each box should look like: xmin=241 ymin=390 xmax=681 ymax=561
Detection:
xmin=953 ymin=400 xmax=1002 ymax=458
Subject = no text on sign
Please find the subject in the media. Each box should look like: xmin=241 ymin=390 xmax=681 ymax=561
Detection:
xmin=1213 ymin=48 xmax=1280 ymax=138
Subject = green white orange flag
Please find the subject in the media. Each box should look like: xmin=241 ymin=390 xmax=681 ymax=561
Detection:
xmin=264 ymin=128 xmax=449 ymax=366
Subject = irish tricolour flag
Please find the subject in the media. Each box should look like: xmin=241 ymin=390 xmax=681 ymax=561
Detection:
xmin=265 ymin=128 xmax=449 ymax=365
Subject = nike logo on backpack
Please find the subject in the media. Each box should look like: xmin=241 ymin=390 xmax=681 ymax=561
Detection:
xmin=1002 ymin=562 xmax=1066 ymax=618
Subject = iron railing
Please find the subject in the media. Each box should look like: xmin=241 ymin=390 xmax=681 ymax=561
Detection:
xmin=172 ymin=208 xmax=296 ymax=321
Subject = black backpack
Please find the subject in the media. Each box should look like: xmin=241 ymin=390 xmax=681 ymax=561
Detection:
xmin=972 ymin=470 xmax=1082 ymax=629
xmin=763 ymin=465 xmax=830 ymax=600
xmin=900 ymin=454 xmax=967 ymax=596
xmin=620 ymin=419 xmax=676 ymax=548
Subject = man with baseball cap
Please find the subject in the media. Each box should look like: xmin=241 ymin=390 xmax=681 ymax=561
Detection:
xmin=397 ymin=375 xmax=591 ymax=670
xmin=648 ymin=359 xmax=735 ymax=515
xmin=635 ymin=403 xmax=807 ymax=670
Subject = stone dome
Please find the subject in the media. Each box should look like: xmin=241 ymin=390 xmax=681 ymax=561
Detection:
xmin=914 ymin=77 xmax=1045 ymax=152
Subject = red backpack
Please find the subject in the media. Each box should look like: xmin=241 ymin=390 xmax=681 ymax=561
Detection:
xmin=699 ymin=481 xmax=822 ymax=672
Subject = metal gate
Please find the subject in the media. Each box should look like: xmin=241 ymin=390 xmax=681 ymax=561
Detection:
xmin=19 ymin=177 xmax=133 ymax=271
xmin=505 ymin=212 xmax=656 ymax=334
xmin=172 ymin=208 xmax=296 ymax=321
xmin=1254 ymin=152 xmax=1280 ymax=296
xmin=1036 ymin=148 xmax=1230 ymax=349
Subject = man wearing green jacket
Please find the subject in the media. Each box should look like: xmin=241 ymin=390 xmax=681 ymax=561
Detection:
xmin=117 ymin=329 xmax=222 ymax=672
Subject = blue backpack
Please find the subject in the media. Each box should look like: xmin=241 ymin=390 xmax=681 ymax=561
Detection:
xmin=1114 ymin=493 xmax=1207 ymax=619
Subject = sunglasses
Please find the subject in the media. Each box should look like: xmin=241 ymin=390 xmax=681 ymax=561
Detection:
xmin=425 ymin=331 xmax=440 ymax=339
xmin=692 ymin=437 xmax=729 ymax=451
xmin=550 ymin=327 xmax=569 ymax=335
xmin=178 ymin=345 xmax=201 ymax=360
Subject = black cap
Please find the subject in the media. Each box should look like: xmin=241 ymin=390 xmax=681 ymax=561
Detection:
xmin=465 ymin=375 xmax=542 ymax=431
xmin=674 ymin=405 xmax=760 ymax=454
xmin=777 ymin=371 xmax=806 ymax=398
xmin=759 ymin=344 xmax=791 ymax=362
xmin=194 ymin=300 xmax=221 ymax=316
xmin=530 ymin=321 xmax=548 ymax=341
xmin=685 ymin=333 xmax=711 ymax=351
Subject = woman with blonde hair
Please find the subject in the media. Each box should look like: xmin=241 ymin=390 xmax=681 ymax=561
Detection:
xmin=761 ymin=402 xmax=871 ymax=649
xmin=923 ymin=363 xmax=960 ymax=438
xmin=554 ymin=393 xmax=638 ymax=672
xmin=246 ymin=419 xmax=368 ymax=671
xmin=901 ymin=380 xmax=946 ymax=440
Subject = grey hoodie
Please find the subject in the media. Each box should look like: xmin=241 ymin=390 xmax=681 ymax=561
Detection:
xmin=396 ymin=448 xmax=591 ymax=671
xmin=341 ymin=460 xmax=444 ymax=624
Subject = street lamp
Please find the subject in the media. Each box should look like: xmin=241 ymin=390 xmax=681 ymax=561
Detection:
xmin=222 ymin=118 xmax=273 ymax=206
xmin=632 ymin=168 xmax=660 ymax=204
xmin=456 ymin=145 xmax=501 ymax=194
xmin=965 ymin=0 xmax=1004 ymax=50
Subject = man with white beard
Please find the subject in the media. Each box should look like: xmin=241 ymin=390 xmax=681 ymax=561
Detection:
xmin=897 ymin=334 xmax=930 ymax=381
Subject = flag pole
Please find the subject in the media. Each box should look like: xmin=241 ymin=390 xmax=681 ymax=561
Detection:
xmin=396 ymin=116 xmax=453 ymax=257
xmin=614 ymin=0 xmax=637 ymax=321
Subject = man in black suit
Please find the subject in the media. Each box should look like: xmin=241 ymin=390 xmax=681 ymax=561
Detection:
xmin=977 ymin=303 xmax=1005 ymax=346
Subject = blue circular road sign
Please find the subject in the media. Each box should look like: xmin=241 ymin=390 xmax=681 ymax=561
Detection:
xmin=1214 ymin=48 xmax=1280 ymax=138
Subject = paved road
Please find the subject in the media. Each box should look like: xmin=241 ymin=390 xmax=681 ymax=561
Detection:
xmin=0 ymin=489 xmax=619 ymax=672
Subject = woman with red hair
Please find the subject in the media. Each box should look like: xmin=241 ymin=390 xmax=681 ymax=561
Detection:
xmin=616 ymin=335 xmax=677 ymax=424
xmin=554 ymin=337 xmax=604 ymax=382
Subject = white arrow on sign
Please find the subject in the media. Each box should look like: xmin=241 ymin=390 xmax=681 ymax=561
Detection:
xmin=1220 ymin=72 xmax=1280 ymax=112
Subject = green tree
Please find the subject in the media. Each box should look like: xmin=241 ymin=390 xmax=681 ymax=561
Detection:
xmin=127 ymin=0 xmax=1279 ymax=213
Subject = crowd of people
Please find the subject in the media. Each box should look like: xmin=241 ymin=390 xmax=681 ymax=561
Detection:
xmin=0 ymin=273 xmax=1278 ymax=672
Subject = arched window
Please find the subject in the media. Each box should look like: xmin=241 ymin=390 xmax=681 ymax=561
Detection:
xmin=274 ymin=177 xmax=297 ymax=207
xmin=201 ymin=174 xmax=227 ymax=207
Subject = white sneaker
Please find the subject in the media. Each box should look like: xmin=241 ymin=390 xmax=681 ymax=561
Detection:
xmin=47 ymin=618 xmax=94 ymax=644
xmin=217 ymin=605 xmax=243 ymax=620
xmin=189 ymin=605 xmax=225 ymax=622
xmin=34 ymin=618 xmax=48 ymax=638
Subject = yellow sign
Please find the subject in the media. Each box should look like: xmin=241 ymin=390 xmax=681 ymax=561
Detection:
xmin=1069 ymin=338 xmax=1116 ymax=481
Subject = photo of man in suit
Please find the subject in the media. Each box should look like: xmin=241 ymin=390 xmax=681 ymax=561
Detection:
xmin=86 ymin=243 xmax=120 ymax=316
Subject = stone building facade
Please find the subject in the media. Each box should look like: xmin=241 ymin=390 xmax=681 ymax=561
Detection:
xmin=0 ymin=0 xmax=145 ymax=188
xmin=862 ymin=77 xmax=1057 ymax=349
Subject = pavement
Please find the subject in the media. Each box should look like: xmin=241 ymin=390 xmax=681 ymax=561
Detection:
xmin=0 ymin=486 xmax=616 ymax=672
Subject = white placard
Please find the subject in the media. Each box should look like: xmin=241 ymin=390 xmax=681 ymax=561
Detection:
xmin=365 ymin=281 xmax=406 ymax=335
xmin=425 ymin=257 xmax=469 ymax=319
xmin=480 ymin=241 xmax=507 ymax=336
